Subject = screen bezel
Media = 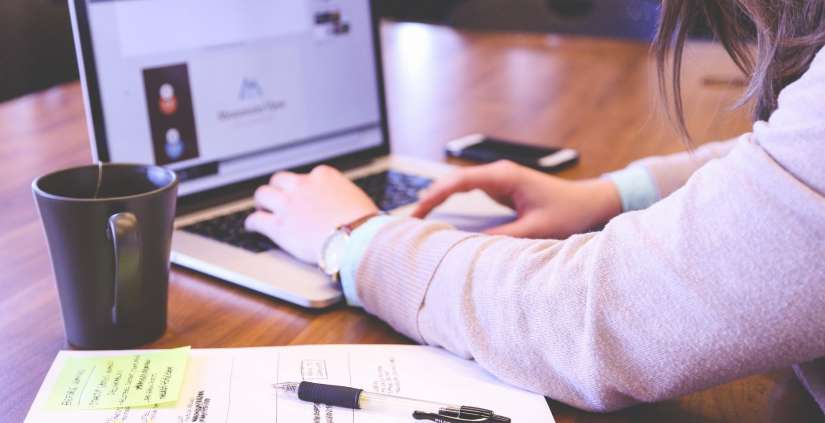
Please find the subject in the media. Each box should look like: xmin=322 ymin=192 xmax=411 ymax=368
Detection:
xmin=68 ymin=0 xmax=392 ymax=210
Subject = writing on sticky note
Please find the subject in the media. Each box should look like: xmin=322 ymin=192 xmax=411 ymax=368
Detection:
xmin=46 ymin=346 xmax=190 ymax=410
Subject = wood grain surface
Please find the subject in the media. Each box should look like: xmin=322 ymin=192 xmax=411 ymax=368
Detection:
xmin=0 ymin=21 xmax=820 ymax=422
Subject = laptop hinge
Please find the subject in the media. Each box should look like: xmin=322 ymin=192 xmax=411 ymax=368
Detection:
xmin=322 ymin=154 xmax=377 ymax=173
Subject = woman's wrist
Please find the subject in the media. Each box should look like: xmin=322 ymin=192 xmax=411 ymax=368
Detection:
xmin=602 ymin=166 xmax=660 ymax=212
xmin=339 ymin=215 xmax=400 ymax=307
xmin=579 ymin=178 xmax=623 ymax=229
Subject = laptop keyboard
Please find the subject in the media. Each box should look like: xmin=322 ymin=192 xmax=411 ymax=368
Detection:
xmin=182 ymin=207 xmax=276 ymax=253
xmin=355 ymin=170 xmax=432 ymax=211
xmin=181 ymin=170 xmax=432 ymax=253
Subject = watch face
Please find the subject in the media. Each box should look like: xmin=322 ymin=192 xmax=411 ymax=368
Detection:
xmin=320 ymin=230 xmax=349 ymax=275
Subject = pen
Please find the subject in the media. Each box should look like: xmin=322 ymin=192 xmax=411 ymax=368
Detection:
xmin=273 ymin=381 xmax=511 ymax=423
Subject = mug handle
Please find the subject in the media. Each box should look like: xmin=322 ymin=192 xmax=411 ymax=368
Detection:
xmin=108 ymin=212 xmax=142 ymax=327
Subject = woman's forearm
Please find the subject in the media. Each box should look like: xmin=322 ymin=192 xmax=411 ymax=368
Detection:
xmin=353 ymin=139 xmax=825 ymax=411
xmin=613 ymin=139 xmax=738 ymax=204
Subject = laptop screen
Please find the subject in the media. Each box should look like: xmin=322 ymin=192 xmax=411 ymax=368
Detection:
xmin=74 ymin=0 xmax=386 ymax=196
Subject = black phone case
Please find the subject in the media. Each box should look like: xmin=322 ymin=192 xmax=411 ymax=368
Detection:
xmin=446 ymin=144 xmax=578 ymax=173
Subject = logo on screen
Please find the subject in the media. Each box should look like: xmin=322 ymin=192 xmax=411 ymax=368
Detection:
xmin=165 ymin=128 xmax=185 ymax=159
xmin=238 ymin=78 xmax=264 ymax=101
xmin=216 ymin=77 xmax=284 ymax=122
xmin=158 ymin=83 xmax=178 ymax=115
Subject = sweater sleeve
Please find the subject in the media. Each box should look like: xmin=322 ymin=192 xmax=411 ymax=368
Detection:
xmin=356 ymin=141 xmax=825 ymax=411
xmin=629 ymin=140 xmax=737 ymax=199
xmin=353 ymin=49 xmax=825 ymax=412
xmin=604 ymin=140 xmax=737 ymax=212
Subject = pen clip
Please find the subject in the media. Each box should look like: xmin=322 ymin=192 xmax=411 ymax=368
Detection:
xmin=413 ymin=406 xmax=511 ymax=423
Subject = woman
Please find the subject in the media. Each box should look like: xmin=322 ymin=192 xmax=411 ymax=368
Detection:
xmin=245 ymin=0 xmax=825 ymax=412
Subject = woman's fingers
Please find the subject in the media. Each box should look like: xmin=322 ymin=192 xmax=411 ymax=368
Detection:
xmin=412 ymin=170 xmax=481 ymax=218
xmin=254 ymin=185 xmax=287 ymax=212
xmin=309 ymin=164 xmax=340 ymax=178
xmin=270 ymin=171 xmax=302 ymax=191
xmin=412 ymin=163 xmax=515 ymax=218
xmin=244 ymin=210 xmax=281 ymax=241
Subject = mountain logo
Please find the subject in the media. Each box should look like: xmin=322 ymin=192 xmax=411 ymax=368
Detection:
xmin=238 ymin=78 xmax=264 ymax=101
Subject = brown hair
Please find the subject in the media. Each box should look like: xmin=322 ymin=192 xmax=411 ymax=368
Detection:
xmin=654 ymin=0 xmax=825 ymax=141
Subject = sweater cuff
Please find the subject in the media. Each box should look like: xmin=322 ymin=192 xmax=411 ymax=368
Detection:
xmin=340 ymin=215 xmax=399 ymax=308
xmin=603 ymin=166 xmax=660 ymax=212
xmin=355 ymin=218 xmax=478 ymax=343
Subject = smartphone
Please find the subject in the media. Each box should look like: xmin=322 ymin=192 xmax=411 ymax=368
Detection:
xmin=445 ymin=134 xmax=579 ymax=172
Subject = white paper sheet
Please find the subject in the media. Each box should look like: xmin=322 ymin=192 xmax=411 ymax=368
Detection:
xmin=25 ymin=344 xmax=554 ymax=422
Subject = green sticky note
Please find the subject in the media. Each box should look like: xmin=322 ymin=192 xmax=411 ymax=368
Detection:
xmin=45 ymin=346 xmax=190 ymax=410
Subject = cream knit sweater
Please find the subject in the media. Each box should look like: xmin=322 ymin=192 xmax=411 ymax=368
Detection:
xmin=351 ymin=47 xmax=825 ymax=412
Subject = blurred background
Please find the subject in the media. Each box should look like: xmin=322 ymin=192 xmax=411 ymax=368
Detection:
xmin=0 ymin=0 xmax=79 ymax=102
xmin=1 ymin=0 xmax=718 ymax=104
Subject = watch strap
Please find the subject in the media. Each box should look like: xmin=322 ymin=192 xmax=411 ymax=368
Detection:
xmin=340 ymin=211 xmax=384 ymax=234
xmin=320 ymin=211 xmax=384 ymax=282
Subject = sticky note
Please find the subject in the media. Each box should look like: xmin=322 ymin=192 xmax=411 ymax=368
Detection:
xmin=45 ymin=346 xmax=190 ymax=410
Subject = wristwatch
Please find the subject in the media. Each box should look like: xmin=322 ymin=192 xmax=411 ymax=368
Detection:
xmin=318 ymin=212 xmax=382 ymax=282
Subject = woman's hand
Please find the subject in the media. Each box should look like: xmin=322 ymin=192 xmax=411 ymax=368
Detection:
xmin=244 ymin=165 xmax=378 ymax=264
xmin=413 ymin=160 xmax=622 ymax=239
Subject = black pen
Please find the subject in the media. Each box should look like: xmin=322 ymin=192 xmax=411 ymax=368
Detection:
xmin=274 ymin=381 xmax=511 ymax=423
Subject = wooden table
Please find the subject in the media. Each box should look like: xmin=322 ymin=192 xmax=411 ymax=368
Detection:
xmin=1 ymin=21 xmax=820 ymax=422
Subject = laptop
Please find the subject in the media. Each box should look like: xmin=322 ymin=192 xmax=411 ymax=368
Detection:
xmin=69 ymin=0 xmax=513 ymax=308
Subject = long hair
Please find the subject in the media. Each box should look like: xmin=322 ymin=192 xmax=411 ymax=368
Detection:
xmin=655 ymin=0 xmax=825 ymax=141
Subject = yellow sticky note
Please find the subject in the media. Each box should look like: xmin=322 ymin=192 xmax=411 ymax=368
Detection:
xmin=45 ymin=346 xmax=190 ymax=410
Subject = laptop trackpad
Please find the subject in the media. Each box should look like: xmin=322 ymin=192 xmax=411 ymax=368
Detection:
xmin=430 ymin=213 xmax=515 ymax=233
xmin=427 ymin=189 xmax=516 ymax=233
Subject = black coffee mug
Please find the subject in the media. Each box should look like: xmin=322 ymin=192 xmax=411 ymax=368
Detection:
xmin=32 ymin=163 xmax=177 ymax=349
